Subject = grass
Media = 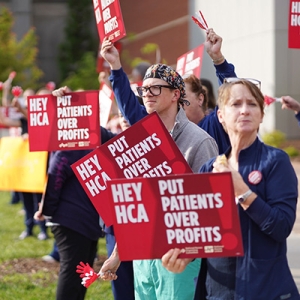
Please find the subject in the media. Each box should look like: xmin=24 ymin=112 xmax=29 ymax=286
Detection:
xmin=0 ymin=191 xmax=114 ymax=300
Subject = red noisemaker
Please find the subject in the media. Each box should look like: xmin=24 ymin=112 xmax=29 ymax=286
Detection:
xmin=192 ymin=10 xmax=209 ymax=31
xmin=76 ymin=261 xmax=103 ymax=288
xmin=264 ymin=95 xmax=281 ymax=106
xmin=11 ymin=86 xmax=23 ymax=97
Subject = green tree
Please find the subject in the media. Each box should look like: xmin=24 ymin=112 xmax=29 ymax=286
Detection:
xmin=61 ymin=52 xmax=99 ymax=90
xmin=0 ymin=7 xmax=43 ymax=94
xmin=58 ymin=0 xmax=98 ymax=83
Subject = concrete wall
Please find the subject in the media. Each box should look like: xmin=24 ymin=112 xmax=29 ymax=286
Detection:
xmin=32 ymin=3 xmax=68 ymax=82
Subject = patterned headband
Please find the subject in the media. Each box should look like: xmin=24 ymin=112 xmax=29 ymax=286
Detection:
xmin=143 ymin=64 xmax=186 ymax=99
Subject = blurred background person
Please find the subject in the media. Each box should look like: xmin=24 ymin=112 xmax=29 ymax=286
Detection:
xmin=182 ymin=74 xmax=208 ymax=125
xmin=200 ymin=78 xmax=217 ymax=114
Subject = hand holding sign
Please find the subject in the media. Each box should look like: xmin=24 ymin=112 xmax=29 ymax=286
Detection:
xmin=192 ymin=11 xmax=209 ymax=32
xmin=162 ymin=248 xmax=193 ymax=273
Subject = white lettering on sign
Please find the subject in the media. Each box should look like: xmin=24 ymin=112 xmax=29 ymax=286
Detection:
xmin=160 ymin=193 xmax=224 ymax=211
xmin=58 ymin=128 xmax=89 ymax=141
xmin=142 ymin=161 xmax=172 ymax=178
xmin=55 ymin=94 xmax=93 ymax=141
xmin=109 ymin=134 xmax=161 ymax=169
xmin=93 ymin=0 xmax=99 ymax=9
xmin=111 ymin=182 xmax=149 ymax=224
xmin=29 ymin=97 xmax=48 ymax=111
xmin=111 ymin=182 xmax=142 ymax=203
xmin=95 ymin=7 xmax=101 ymax=23
xmin=177 ymin=57 xmax=185 ymax=73
xmin=158 ymin=177 xmax=226 ymax=245
xmin=186 ymin=51 xmax=194 ymax=62
xmin=164 ymin=211 xmax=199 ymax=227
xmin=85 ymin=173 xmax=111 ymax=196
xmin=76 ymin=154 xmax=102 ymax=180
xmin=104 ymin=16 xmax=118 ymax=34
xmin=291 ymin=1 xmax=300 ymax=13
xmin=115 ymin=204 xmax=149 ymax=224
xmin=185 ymin=57 xmax=200 ymax=72
xmin=158 ymin=179 xmax=184 ymax=195
xmin=57 ymin=106 xmax=92 ymax=118
xmin=29 ymin=97 xmax=49 ymax=127
xmin=101 ymin=0 xmax=115 ymax=10
xmin=57 ymin=95 xmax=72 ymax=106
xmin=57 ymin=118 xmax=78 ymax=129
xmin=166 ymin=226 xmax=221 ymax=244
xmin=107 ymin=136 xmax=129 ymax=157
xmin=30 ymin=112 xmax=49 ymax=126
xmin=103 ymin=7 xmax=111 ymax=22
xmin=291 ymin=14 xmax=300 ymax=26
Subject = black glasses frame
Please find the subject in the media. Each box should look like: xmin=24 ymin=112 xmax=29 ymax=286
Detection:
xmin=136 ymin=85 xmax=175 ymax=97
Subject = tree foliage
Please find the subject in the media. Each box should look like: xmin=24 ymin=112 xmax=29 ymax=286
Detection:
xmin=58 ymin=0 xmax=98 ymax=83
xmin=61 ymin=52 xmax=99 ymax=91
xmin=0 ymin=7 xmax=43 ymax=91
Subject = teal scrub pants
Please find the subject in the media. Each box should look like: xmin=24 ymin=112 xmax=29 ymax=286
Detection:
xmin=133 ymin=258 xmax=201 ymax=300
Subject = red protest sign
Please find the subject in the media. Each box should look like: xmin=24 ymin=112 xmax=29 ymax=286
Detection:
xmin=99 ymin=82 xmax=114 ymax=127
xmin=92 ymin=0 xmax=126 ymax=43
xmin=107 ymin=172 xmax=244 ymax=260
xmin=27 ymin=91 xmax=100 ymax=151
xmin=176 ymin=44 xmax=204 ymax=77
xmin=130 ymin=81 xmax=143 ymax=96
xmin=71 ymin=112 xmax=192 ymax=226
xmin=288 ymin=0 xmax=300 ymax=48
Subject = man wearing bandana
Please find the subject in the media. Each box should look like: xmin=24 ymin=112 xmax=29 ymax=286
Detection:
xmin=99 ymin=37 xmax=218 ymax=300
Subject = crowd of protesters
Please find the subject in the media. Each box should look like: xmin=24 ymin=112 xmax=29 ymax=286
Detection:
xmin=1 ymin=25 xmax=300 ymax=300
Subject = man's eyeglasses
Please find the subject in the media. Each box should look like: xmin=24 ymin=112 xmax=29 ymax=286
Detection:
xmin=136 ymin=85 xmax=175 ymax=97
xmin=223 ymin=77 xmax=261 ymax=90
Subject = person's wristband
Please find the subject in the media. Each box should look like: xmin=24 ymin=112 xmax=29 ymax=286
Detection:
xmin=212 ymin=56 xmax=225 ymax=64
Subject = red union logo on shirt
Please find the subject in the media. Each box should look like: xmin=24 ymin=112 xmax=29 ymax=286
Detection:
xmin=288 ymin=0 xmax=300 ymax=48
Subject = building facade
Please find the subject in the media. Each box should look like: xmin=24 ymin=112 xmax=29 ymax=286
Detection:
xmin=1 ymin=0 xmax=300 ymax=138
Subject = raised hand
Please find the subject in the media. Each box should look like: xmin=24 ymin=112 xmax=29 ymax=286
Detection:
xmin=52 ymin=86 xmax=70 ymax=97
xmin=100 ymin=37 xmax=122 ymax=70
xmin=281 ymin=96 xmax=300 ymax=113
xmin=205 ymin=28 xmax=224 ymax=64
